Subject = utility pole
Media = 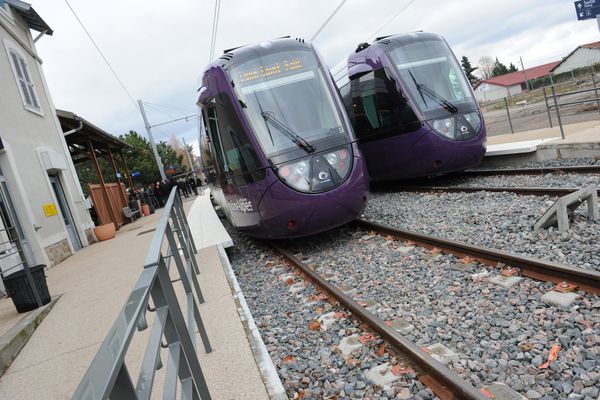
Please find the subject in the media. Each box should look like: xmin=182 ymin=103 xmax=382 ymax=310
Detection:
xmin=519 ymin=57 xmax=531 ymax=91
xmin=181 ymin=137 xmax=195 ymax=173
xmin=138 ymin=99 xmax=167 ymax=181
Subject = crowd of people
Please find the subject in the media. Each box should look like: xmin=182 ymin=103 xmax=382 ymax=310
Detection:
xmin=127 ymin=175 xmax=205 ymax=212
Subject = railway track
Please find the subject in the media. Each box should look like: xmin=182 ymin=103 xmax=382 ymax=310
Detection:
xmin=464 ymin=165 xmax=600 ymax=176
xmin=395 ymin=185 xmax=599 ymax=197
xmin=265 ymin=220 xmax=599 ymax=398
xmin=354 ymin=219 xmax=600 ymax=295
xmin=272 ymin=245 xmax=488 ymax=400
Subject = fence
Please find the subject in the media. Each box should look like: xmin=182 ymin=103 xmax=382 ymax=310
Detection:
xmin=72 ymin=188 xmax=213 ymax=400
xmin=481 ymin=72 xmax=600 ymax=136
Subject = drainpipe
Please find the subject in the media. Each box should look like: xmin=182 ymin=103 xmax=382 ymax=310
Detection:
xmin=63 ymin=119 xmax=84 ymax=135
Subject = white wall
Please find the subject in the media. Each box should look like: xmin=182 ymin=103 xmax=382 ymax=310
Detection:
xmin=553 ymin=48 xmax=600 ymax=75
xmin=0 ymin=7 xmax=93 ymax=266
xmin=475 ymin=83 xmax=523 ymax=102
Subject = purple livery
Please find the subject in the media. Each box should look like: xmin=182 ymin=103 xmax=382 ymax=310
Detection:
xmin=336 ymin=32 xmax=487 ymax=181
xmin=197 ymin=37 xmax=369 ymax=238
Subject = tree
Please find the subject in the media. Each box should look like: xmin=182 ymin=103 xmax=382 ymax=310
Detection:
xmin=477 ymin=56 xmax=494 ymax=79
xmin=492 ymin=58 xmax=509 ymax=77
xmin=508 ymin=62 xmax=518 ymax=73
xmin=460 ymin=56 xmax=478 ymax=85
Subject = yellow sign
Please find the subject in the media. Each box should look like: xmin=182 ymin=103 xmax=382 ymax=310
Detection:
xmin=43 ymin=203 xmax=58 ymax=217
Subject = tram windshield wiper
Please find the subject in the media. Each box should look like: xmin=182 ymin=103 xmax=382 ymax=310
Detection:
xmin=408 ymin=70 xmax=458 ymax=114
xmin=261 ymin=111 xmax=316 ymax=154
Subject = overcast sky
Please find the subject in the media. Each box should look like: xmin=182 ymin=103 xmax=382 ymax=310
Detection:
xmin=32 ymin=0 xmax=599 ymax=157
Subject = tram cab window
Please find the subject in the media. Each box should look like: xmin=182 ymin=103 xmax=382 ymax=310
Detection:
xmin=205 ymin=93 xmax=264 ymax=185
xmin=348 ymin=68 xmax=420 ymax=142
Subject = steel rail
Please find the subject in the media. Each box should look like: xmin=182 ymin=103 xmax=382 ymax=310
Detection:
xmin=396 ymin=186 xmax=596 ymax=197
xmin=355 ymin=220 xmax=600 ymax=295
xmin=271 ymin=245 xmax=488 ymax=400
xmin=463 ymin=165 xmax=600 ymax=176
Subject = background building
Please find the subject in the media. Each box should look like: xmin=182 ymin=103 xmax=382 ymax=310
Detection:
xmin=551 ymin=41 xmax=600 ymax=75
xmin=0 ymin=0 xmax=94 ymax=278
xmin=473 ymin=61 xmax=560 ymax=102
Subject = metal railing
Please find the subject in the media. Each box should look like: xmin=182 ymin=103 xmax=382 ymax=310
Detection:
xmin=73 ymin=188 xmax=212 ymax=400
xmin=545 ymin=84 xmax=600 ymax=139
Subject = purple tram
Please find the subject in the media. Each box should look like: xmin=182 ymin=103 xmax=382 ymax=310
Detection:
xmin=336 ymin=32 xmax=487 ymax=181
xmin=197 ymin=37 xmax=369 ymax=239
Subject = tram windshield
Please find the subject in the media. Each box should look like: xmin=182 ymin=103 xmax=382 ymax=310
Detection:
xmin=387 ymin=37 xmax=477 ymax=119
xmin=230 ymin=48 xmax=346 ymax=159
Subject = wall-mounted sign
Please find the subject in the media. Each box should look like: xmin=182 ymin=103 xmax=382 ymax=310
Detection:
xmin=43 ymin=203 xmax=58 ymax=217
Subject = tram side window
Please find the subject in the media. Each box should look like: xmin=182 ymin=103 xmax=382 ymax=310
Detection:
xmin=205 ymin=106 xmax=227 ymax=176
xmin=211 ymin=93 xmax=264 ymax=184
xmin=349 ymin=69 xmax=420 ymax=141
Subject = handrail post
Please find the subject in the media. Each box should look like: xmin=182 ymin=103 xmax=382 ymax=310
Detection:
xmin=593 ymin=74 xmax=600 ymax=116
xmin=543 ymin=87 xmax=553 ymax=128
xmin=551 ymin=85 xmax=565 ymax=139
xmin=503 ymin=97 xmax=514 ymax=134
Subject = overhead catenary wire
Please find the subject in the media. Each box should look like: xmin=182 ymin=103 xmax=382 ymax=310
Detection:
xmin=367 ymin=0 xmax=418 ymax=41
xmin=311 ymin=0 xmax=348 ymax=42
xmin=208 ymin=0 xmax=221 ymax=61
xmin=63 ymin=0 xmax=138 ymax=110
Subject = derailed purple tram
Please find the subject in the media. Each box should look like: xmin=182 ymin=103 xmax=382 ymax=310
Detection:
xmin=197 ymin=37 xmax=369 ymax=238
xmin=337 ymin=32 xmax=487 ymax=181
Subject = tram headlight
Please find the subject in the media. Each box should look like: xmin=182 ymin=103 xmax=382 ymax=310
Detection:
xmin=431 ymin=112 xmax=482 ymax=140
xmin=432 ymin=118 xmax=455 ymax=139
xmin=277 ymin=146 xmax=353 ymax=193
xmin=277 ymin=159 xmax=311 ymax=192
xmin=464 ymin=112 xmax=481 ymax=131
xmin=324 ymin=147 xmax=351 ymax=179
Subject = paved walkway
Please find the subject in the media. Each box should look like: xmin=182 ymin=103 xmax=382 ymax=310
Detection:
xmin=487 ymin=120 xmax=599 ymax=146
xmin=0 ymin=194 xmax=271 ymax=399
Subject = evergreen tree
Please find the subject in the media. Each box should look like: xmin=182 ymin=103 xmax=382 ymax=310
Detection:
xmin=460 ymin=56 xmax=478 ymax=84
xmin=508 ymin=62 xmax=518 ymax=73
xmin=492 ymin=58 xmax=509 ymax=77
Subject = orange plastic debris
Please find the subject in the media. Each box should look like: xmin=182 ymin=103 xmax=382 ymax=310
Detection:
xmin=539 ymin=345 xmax=561 ymax=369
xmin=501 ymin=267 xmax=519 ymax=276
xmin=283 ymin=355 xmax=296 ymax=364
xmin=479 ymin=387 xmax=495 ymax=398
xmin=459 ymin=256 xmax=475 ymax=264
xmin=284 ymin=278 xmax=295 ymax=286
xmin=359 ymin=333 xmax=376 ymax=343
xmin=391 ymin=365 xmax=414 ymax=376
xmin=554 ymin=281 xmax=577 ymax=293
xmin=375 ymin=345 xmax=385 ymax=357
xmin=308 ymin=320 xmax=321 ymax=331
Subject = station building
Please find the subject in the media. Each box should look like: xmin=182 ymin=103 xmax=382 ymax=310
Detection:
xmin=0 ymin=0 xmax=94 ymax=274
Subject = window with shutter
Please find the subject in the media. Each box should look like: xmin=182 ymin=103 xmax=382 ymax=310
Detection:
xmin=7 ymin=48 xmax=42 ymax=114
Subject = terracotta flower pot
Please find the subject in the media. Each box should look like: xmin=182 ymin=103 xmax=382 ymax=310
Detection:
xmin=93 ymin=223 xmax=116 ymax=241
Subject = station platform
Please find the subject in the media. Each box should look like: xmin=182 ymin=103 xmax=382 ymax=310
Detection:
xmin=483 ymin=120 xmax=600 ymax=166
xmin=0 ymin=192 xmax=284 ymax=399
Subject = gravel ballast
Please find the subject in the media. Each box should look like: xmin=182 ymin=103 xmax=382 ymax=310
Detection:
xmin=225 ymin=227 xmax=436 ymax=399
xmin=363 ymin=191 xmax=600 ymax=272
xmin=284 ymin=227 xmax=600 ymax=399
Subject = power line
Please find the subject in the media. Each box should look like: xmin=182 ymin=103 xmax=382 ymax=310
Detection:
xmin=311 ymin=0 xmax=348 ymax=42
xmin=209 ymin=0 xmax=221 ymax=61
xmin=368 ymin=0 xmax=418 ymax=41
xmin=63 ymin=0 xmax=137 ymax=109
